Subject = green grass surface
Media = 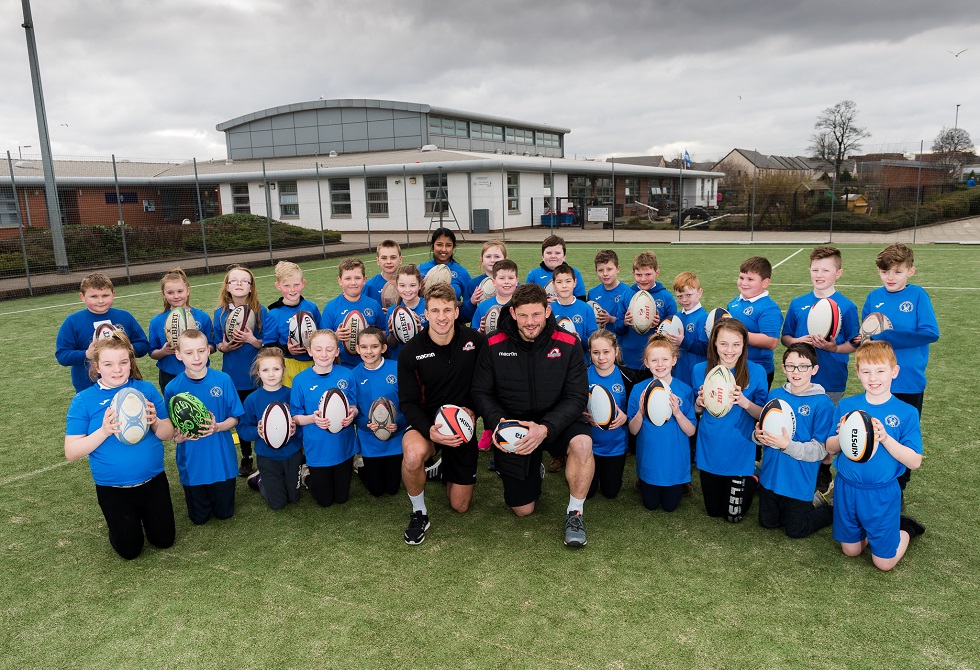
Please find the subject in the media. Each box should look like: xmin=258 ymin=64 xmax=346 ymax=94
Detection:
xmin=1 ymin=242 xmax=978 ymax=669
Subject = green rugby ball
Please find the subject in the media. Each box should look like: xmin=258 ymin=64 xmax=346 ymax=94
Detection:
xmin=169 ymin=392 xmax=210 ymax=437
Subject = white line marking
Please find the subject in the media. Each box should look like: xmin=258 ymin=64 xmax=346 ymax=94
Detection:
xmin=0 ymin=460 xmax=72 ymax=487
xmin=772 ymin=283 xmax=980 ymax=291
xmin=772 ymin=248 xmax=805 ymax=269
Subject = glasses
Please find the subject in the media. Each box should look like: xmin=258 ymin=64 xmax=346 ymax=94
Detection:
xmin=227 ymin=279 xmax=252 ymax=286
xmin=783 ymin=364 xmax=813 ymax=372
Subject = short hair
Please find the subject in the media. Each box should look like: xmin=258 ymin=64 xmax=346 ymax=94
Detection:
xmin=510 ymin=283 xmax=548 ymax=310
xmin=492 ymin=259 xmax=519 ymax=278
xmin=89 ymin=329 xmax=143 ymax=381
xmin=644 ymin=333 xmax=678 ymax=360
xmin=357 ymin=325 xmax=387 ymax=347
xmin=551 ymin=263 xmax=575 ymax=280
xmin=274 ymin=261 xmax=302 ymax=283
xmin=424 ymin=282 xmax=457 ymax=305
xmin=249 ymin=347 xmax=286 ymax=386
xmin=80 ymin=272 xmax=113 ymax=293
xmin=810 ymin=245 xmax=842 ymax=269
xmin=338 ymin=257 xmax=366 ymax=277
xmin=541 ymin=234 xmax=566 ymax=254
xmin=739 ymin=256 xmax=772 ymax=280
xmin=176 ymin=328 xmax=208 ymax=349
xmin=783 ymin=342 xmax=818 ymax=366
xmin=481 ymin=239 xmax=507 ymax=257
xmin=632 ymin=251 xmax=659 ymax=272
xmin=876 ymin=243 xmax=914 ymax=271
xmin=855 ymin=340 xmax=898 ymax=368
xmin=673 ymin=271 xmax=701 ymax=292
xmin=587 ymin=329 xmax=622 ymax=365
xmin=396 ymin=263 xmax=423 ymax=283
xmin=594 ymin=249 xmax=619 ymax=268
xmin=376 ymin=239 xmax=402 ymax=255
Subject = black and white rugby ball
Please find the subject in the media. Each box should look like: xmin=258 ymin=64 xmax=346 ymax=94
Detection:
xmin=840 ymin=410 xmax=876 ymax=462
xmin=493 ymin=420 xmax=528 ymax=453
xmin=643 ymin=379 xmax=672 ymax=426
xmin=588 ymin=384 xmax=616 ymax=430
xmin=388 ymin=306 xmax=421 ymax=344
xmin=368 ymin=397 xmax=398 ymax=441
xmin=705 ymin=307 xmax=731 ymax=338
xmin=261 ymin=402 xmax=292 ymax=450
xmin=93 ymin=323 xmax=117 ymax=342
xmin=759 ymin=398 xmax=796 ymax=440
xmin=318 ymin=388 xmax=350 ymax=434
xmin=288 ymin=310 xmax=317 ymax=349
xmin=224 ymin=304 xmax=255 ymax=340
xmin=483 ymin=304 xmax=503 ymax=334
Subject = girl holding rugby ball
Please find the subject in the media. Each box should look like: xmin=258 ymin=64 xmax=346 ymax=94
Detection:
xmin=148 ymin=268 xmax=215 ymax=392
xmin=64 ymin=332 xmax=176 ymax=560
xmin=585 ymin=330 xmax=629 ymax=499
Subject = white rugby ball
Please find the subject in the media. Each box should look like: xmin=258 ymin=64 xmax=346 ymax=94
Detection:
xmin=703 ymin=365 xmax=736 ymax=418
xmin=435 ymin=404 xmax=475 ymax=442
xmin=368 ymin=397 xmax=398 ymax=441
xmin=478 ymin=276 xmax=496 ymax=300
xmin=556 ymin=316 xmax=578 ymax=337
xmin=93 ymin=323 xmax=117 ymax=342
xmin=587 ymin=300 xmax=607 ymax=329
xmin=224 ymin=304 xmax=255 ymax=341
xmin=705 ymin=307 xmax=731 ymax=338
xmin=643 ymin=379 xmax=672 ymax=426
xmin=840 ymin=410 xmax=876 ymax=462
xmin=807 ymin=297 xmax=841 ymax=339
xmin=425 ymin=264 xmax=453 ymax=288
xmin=261 ymin=401 xmax=292 ymax=450
xmin=288 ymin=310 xmax=317 ymax=349
xmin=657 ymin=314 xmax=684 ymax=338
xmin=588 ymin=384 xmax=616 ymax=430
xmin=388 ymin=305 xmax=421 ymax=344
xmin=483 ymin=304 xmax=503 ymax=334
xmin=340 ymin=310 xmax=366 ymax=355
xmin=317 ymin=388 xmax=350 ymax=434
xmin=628 ymin=290 xmax=656 ymax=334
xmin=110 ymin=387 xmax=149 ymax=445
xmin=165 ymin=307 xmax=191 ymax=348
xmin=544 ymin=280 xmax=558 ymax=299
xmin=380 ymin=281 xmax=399 ymax=310
xmin=759 ymin=398 xmax=796 ymax=440
xmin=493 ymin=419 xmax=528 ymax=453
xmin=860 ymin=312 xmax=893 ymax=339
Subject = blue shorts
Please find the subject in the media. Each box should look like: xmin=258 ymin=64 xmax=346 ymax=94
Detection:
xmin=832 ymin=478 xmax=901 ymax=559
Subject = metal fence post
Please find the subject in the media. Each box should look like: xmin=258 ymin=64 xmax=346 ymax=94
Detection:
xmin=6 ymin=151 xmax=33 ymax=295
xmin=192 ymin=157 xmax=209 ymax=272
xmin=111 ymin=154 xmax=132 ymax=283
xmin=262 ymin=159 xmax=273 ymax=266
xmin=611 ymin=157 xmax=616 ymax=243
xmin=402 ymin=165 xmax=410 ymax=246
xmin=828 ymin=173 xmax=837 ymax=243
xmin=315 ymin=162 xmax=326 ymax=259
xmin=913 ymin=140 xmax=923 ymax=244
xmin=363 ymin=164 xmax=372 ymax=250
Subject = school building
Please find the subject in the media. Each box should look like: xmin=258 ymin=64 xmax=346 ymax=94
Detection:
xmin=2 ymin=98 xmax=722 ymax=235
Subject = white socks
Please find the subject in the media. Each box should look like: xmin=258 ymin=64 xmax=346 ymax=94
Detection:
xmin=410 ymin=492 xmax=427 ymax=515
xmin=567 ymin=495 xmax=585 ymax=515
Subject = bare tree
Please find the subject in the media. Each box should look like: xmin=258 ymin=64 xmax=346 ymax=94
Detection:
xmin=808 ymin=100 xmax=870 ymax=185
xmin=932 ymin=126 xmax=974 ymax=181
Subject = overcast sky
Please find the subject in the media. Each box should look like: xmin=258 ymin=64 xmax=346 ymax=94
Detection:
xmin=2 ymin=0 xmax=976 ymax=164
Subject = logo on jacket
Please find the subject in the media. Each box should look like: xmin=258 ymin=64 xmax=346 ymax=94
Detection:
xmin=416 ymin=352 xmax=435 ymax=360
xmin=885 ymin=414 xmax=900 ymax=428
xmin=499 ymin=351 xmax=517 ymax=357
xmin=462 ymin=341 xmax=475 ymax=351
xmin=899 ymin=301 xmax=913 ymax=313
xmin=547 ymin=347 xmax=561 ymax=359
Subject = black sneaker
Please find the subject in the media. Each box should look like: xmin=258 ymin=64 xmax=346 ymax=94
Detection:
xmin=246 ymin=471 xmax=261 ymax=491
xmin=404 ymin=510 xmax=430 ymax=545
xmin=239 ymin=456 xmax=255 ymax=477
xmin=900 ymin=515 xmax=926 ymax=538
xmin=816 ymin=463 xmax=833 ymax=494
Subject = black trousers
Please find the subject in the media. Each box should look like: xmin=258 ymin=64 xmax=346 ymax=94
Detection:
xmin=95 ymin=471 xmax=175 ymax=560
xmin=700 ymin=470 xmax=757 ymax=523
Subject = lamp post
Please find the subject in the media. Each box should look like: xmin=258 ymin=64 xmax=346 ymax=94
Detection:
xmin=955 ymin=104 xmax=960 ymax=130
xmin=18 ymin=145 xmax=31 ymax=159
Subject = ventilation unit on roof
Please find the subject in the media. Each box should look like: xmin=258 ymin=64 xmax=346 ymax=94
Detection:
xmin=420 ymin=144 xmax=438 ymax=152
xmin=328 ymin=150 xmax=338 ymax=157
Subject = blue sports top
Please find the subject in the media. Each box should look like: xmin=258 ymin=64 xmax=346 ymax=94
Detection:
xmin=350 ymin=359 xmax=406 ymax=458
xmin=674 ymin=306 xmax=708 ymax=388
xmin=781 ymin=291 xmax=859 ymax=393
xmin=613 ymin=282 xmax=678 ymax=370
xmin=263 ymin=299 xmax=322 ymax=362
xmin=861 ymin=284 xmax=939 ymax=393
xmin=587 ymin=365 xmax=628 ymax=457
xmin=526 ymin=263 xmax=587 ymax=299
xmin=290 ymin=365 xmax=357 ymax=468
xmin=56 ymin=307 xmax=150 ymax=392
xmin=148 ymin=306 xmax=216 ymax=377
xmin=214 ymin=304 xmax=270 ymax=391
xmin=238 ymin=385 xmax=302 ymax=460
xmin=629 ymin=376 xmax=695 ymax=487
xmin=832 ymin=394 xmax=921 ymax=488
xmin=320 ymin=294 xmax=384 ymax=368
xmin=727 ymin=293 xmax=783 ymax=374
xmin=419 ymin=259 xmax=471 ymax=300
xmin=693 ymin=360 xmax=769 ymax=476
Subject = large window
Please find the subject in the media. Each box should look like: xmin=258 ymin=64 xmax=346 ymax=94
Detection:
xmin=569 ymin=176 xmax=612 ymax=204
xmin=231 ymin=183 xmax=250 ymax=214
xmin=505 ymin=127 xmax=534 ymax=144
xmin=536 ymin=132 xmax=560 ymax=147
xmin=624 ymin=177 xmax=639 ymax=205
xmin=366 ymin=177 xmax=388 ymax=217
xmin=471 ymin=122 xmax=503 ymax=141
xmin=0 ymin=186 xmax=20 ymax=228
xmin=329 ymin=178 xmax=351 ymax=216
xmin=507 ymin=172 xmax=520 ymax=212
xmin=424 ymin=173 xmax=448 ymax=215
xmin=428 ymin=116 xmax=468 ymax=138
xmin=278 ymin=181 xmax=299 ymax=217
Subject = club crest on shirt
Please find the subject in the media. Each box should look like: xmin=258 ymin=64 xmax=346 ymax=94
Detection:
xmin=885 ymin=414 xmax=900 ymax=428
xmin=686 ymin=323 xmax=695 ymax=333
xmin=573 ymin=315 xmax=583 ymax=324
xmin=547 ymin=347 xmax=561 ymax=359
xmin=798 ymin=405 xmax=811 ymax=416
xmin=210 ymin=386 xmax=222 ymax=398
xmin=899 ymin=301 xmax=913 ymax=313
xmin=386 ymin=374 xmax=397 ymax=385
xmin=612 ymin=383 xmax=625 ymax=394
xmin=337 ymin=379 xmax=349 ymax=390
xmin=743 ymin=306 xmax=754 ymax=316
xmin=462 ymin=341 xmax=476 ymax=352
xmin=364 ymin=308 xmax=375 ymax=318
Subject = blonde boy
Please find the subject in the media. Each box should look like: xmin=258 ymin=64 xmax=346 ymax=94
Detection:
xmin=262 ymin=261 xmax=320 ymax=385
xmin=671 ymin=271 xmax=708 ymax=388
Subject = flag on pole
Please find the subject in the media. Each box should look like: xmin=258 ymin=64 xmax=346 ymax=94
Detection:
xmin=683 ymin=150 xmax=692 ymax=168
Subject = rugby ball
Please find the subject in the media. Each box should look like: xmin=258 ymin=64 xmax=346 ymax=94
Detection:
xmin=165 ymin=307 xmax=191 ymax=348
xmin=224 ymin=304 xmax=255 ymax=340
xmin=478 ymin=276 xmax=496 ymax=300
xmin=340 ymin=310 xmax=366 ymax=355
xmin=643 ymin=379 xmax=672 ymax=426
xmin=493 ymin=419 xmax=528 ymax=453
xmin=287 ymin=310 xmax=317 ymax=349
xmin=380 ymin=281 xmax=399 ymax=310
xmin=388 ymin=305 xmax=421 ymax=344
xmin=759 ymin=398 xmax=796 ymax=440
xmin=587 ymin=300 xmax=607 ymax=329
xmin=860 ymin=312 xmax=893 ymax=340
xmin=556 ymin=316 xmax=578 ymax=337
xmin=483 ymin=304 xmax=503 ymax=334
xmin=807 ymin=298 xmax=841 ymax=339
xmin=544 ymin=280 xmax=558 ymax=300
xmin=93 ymin=323 xmax=117 ymax=342
xmin=628 ymin=290 xmax=656 ymax=334
xmin=261 ymin=401 xmax=292 ymax=450
xmin=317 ymin=388 xmax=350 ymax=434
xmin=657 ymin=314 xmax=684 ymax=338
xmin=587 ymin=384 xmax=616 ymax=430
xmin=703 ymin=365 xmax=736 ymax=418
xmin=705 ymin=307 xmax=731 ymax=337
xmin=368 ymin=397 xmax=398 ymax=441
xmin=169 ymin=392 xmax=210 ymax=437
xmin=435 ymin=404 xmax=475 ymax=442
xmin=840 ymin=410 xmax=876 ymax=462
xmin=425 ymin=264 xmax=453 ymax=288
xmin=110 ymin=387 xmax=149 ymax=445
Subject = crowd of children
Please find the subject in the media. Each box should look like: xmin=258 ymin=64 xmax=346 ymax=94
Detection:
xmin=59 ymin=230 xmax=936 ymax=570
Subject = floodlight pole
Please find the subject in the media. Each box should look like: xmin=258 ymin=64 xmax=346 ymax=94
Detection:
xmin=21 ymin=0 xmax=67 ymax=272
